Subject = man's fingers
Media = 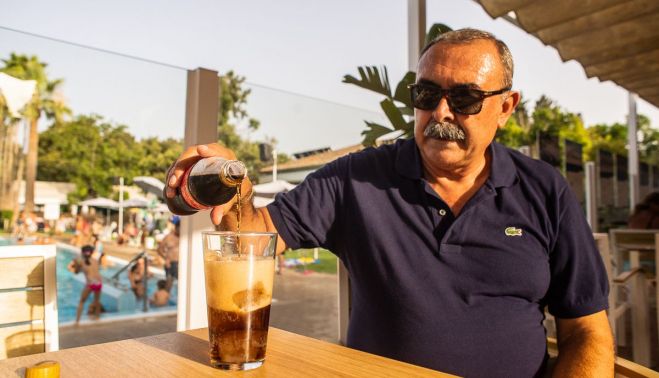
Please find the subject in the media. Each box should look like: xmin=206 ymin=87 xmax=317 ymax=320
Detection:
xmin=197 ymin=143 xmax=237 ymax=159
xmin=197 ymin=144 xmax=216 ymax=157
xmin=167 ymin=144 xmax=232 ymax=192
xmin=170 ymin=155 xmax=200 ymax=187
xmin=167 ymin=147 xmax=203 ymax=189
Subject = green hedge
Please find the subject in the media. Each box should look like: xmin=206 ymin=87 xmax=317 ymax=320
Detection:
xmin=0 ymin=210 xmax=13 ymax=230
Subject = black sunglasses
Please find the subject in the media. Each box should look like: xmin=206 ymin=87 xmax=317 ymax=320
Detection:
xmin=408 ymin=83 xmax=511 ymax=115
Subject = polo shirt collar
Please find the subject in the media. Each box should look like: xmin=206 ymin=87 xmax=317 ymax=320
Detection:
xmin=487 ymin=141 xmax=517 ymax=188
xmin=395 ymin=139 xmax=518 ymax=188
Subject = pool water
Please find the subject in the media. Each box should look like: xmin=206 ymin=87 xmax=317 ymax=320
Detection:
xmin=56 ymin=246 xmax=178 ymax=323
xmin=1 ymin=238 xmax=177 ymax=323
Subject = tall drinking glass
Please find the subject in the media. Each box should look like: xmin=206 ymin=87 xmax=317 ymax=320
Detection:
xmin=201 ymin=231 xmax=277 ymax=371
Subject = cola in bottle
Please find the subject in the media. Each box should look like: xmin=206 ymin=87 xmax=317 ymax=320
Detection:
xmin=166 ymin=157 xmax=247 ymax=215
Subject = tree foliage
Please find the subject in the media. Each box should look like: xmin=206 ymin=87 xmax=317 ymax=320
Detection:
xmin=496 ymin=94 xmax=657 ymax=166
xmin=38 ymin=115 xmax=187 ymax=202
xmin=217 ymin=70 xmax=266 ymax=181
xmin=589 ymin=115 xmax=658 ymax=165
xmin=135 ymin=137 xmax=184 ymax=182
xmin=38 ymin=115 xmax=141 ymax=202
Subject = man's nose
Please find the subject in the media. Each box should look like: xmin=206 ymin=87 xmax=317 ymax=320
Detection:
xmin=432 ymin=95 xmax=455 ymax=122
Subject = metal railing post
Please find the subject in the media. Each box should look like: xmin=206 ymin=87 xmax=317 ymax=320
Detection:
xmin=143 ymin=254 xmax=149 ymax=312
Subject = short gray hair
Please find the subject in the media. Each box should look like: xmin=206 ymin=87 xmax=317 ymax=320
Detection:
xmin=420 ymin=28 xmax=514 ymax=88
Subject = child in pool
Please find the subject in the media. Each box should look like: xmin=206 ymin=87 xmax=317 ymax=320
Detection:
xmin=68 ymin=245 xmax=103 ymax=324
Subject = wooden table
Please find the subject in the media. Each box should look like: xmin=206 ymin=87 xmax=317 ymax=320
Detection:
xmin=0 ymin=327 xmax=457 ymax=377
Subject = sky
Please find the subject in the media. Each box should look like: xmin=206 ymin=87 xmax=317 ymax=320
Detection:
xmin=1 ymin=0 xmax=657 ymax=155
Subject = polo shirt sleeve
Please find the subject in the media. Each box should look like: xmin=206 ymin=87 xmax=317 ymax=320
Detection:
xmin=545 ymin=186 xmax=610 ymax=318
xmin=265 ymin=157 xmax=347 ymax=251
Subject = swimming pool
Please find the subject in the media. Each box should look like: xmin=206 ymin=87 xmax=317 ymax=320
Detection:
xmin=1 ymin=237 xmax=177 ymax=324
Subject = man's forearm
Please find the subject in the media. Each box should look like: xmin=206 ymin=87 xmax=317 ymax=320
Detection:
xmin=552 ymin=328 xmax=614 ymax=377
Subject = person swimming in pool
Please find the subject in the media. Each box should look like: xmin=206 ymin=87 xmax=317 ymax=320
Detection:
xmin=68 ymin=244 xmax=103 ymax=324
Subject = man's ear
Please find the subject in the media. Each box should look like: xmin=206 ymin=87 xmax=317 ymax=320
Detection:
xmin=498 ymin=91 xmax=521 ymax=128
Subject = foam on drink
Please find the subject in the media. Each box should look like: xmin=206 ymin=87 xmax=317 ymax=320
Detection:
xmin=204 ymin=255 xmax=274 ymax=313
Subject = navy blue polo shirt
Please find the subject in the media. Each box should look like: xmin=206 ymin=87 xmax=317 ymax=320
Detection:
xmin=267 ymin=139 xmax=609 ymax=377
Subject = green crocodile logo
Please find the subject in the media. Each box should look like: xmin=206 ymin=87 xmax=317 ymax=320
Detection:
xmin=505 ymin=227 xmax=523 ymax=237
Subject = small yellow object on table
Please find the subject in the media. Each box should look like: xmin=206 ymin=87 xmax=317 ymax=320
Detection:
xmin=25 ymin=360 xmax=60 ymax=378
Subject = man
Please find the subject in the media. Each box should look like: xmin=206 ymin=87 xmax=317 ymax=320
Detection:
xmin=157 ymin=216 xmax=180 ymax=291
xmin=166 ymin=29 xmax=613 ymax=377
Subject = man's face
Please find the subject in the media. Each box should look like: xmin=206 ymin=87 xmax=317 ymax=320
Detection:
xmin=414 ymin=40 xmax=517 ymax=171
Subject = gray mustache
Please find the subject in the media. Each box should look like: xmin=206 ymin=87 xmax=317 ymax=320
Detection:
xmin=423 ymin=121 xmax=466 ymax=141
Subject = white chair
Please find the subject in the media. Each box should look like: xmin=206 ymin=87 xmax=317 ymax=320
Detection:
xmin=0 ymin=244 xmax=58 ymax=359
xmin=594 ymin=233 xmax=651 ymax=367
xmin=609 ymin=229 xmax=658 ymax=365
xmin=544 ymin=234 xmax=650 ymax=366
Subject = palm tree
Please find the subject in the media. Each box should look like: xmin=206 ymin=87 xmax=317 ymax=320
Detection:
xmin=342 ymin=24 xmax=452 ymax=146
xmin=1 ymin=53 xmax=70 ymax=213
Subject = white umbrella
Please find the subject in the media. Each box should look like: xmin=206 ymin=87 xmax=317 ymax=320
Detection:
xmin=152 ymin=202 xmax=171 ymax=213
xmin=79 ymin=197 xmax=119 ymax=209
xmin=121 ymin=198 xmax=149 ymax=208
xmin=133 ymin=176 xmax=166 ymax=199
xmin=79 ymin=197 xmax=119 ymax=225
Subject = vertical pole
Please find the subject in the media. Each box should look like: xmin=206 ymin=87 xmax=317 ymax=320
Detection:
xmin=585 ymin=162 xmax=598 ymax=231
xmin=613 ymin=154 xmax=619 ymax=208
xmin=119 ymin=177 xmax=124 ymax=236
xmin=177 ymin=68 xmax=219 ymax=331
xmin=272 ymin=149 xmax=278 ymax=183
xmin=407 ymin=0 xmax=426 ymax=71
xmin=628 ymin=92 xmax=639 ymax=211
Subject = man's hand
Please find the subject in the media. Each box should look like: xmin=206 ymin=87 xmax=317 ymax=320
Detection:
xmin=165 ymin=143 xmax=253 ymax=225
xmin=553 ymin=310 xmax=614 ymax=377
xmin=166 ymin=143 xmax=287 ymax=253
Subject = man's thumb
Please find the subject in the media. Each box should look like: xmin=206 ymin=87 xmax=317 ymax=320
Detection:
xmin=210 ymin=207 xmax=223 ymax=226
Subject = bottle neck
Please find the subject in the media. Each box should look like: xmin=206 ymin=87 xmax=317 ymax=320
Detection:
xmin=219 ymin=161 xmax=247 ymax=187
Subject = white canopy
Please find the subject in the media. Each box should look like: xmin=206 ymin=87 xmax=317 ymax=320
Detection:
xmin=253 ymin=196 xmax=274 ymax=208
xmin=0 ymin=72 xmax=37 ymax=117
xmin=253 ymin=180 xmax=296 ymax=197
